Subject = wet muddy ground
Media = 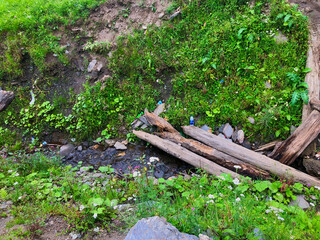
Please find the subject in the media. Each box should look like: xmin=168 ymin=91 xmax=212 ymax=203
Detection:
xmin=62 ymin=142 xmax=193 ymax=179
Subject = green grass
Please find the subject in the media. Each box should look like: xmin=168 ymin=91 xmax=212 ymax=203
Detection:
xmin=0 ymin=0 xmax=311 ymax=144
xmin=1 ymin=153 xmax=320 ymax=239
xmin=0 ymin=0 xmax=105 ymax=77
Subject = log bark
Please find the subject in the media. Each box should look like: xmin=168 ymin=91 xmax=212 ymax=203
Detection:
xmin=144 ymin=111 xmax=178 ymax=134
xmin=156 ymin=131 xmax=270 ymax=179
xmin=269 ymin=110 xmax=320 ymax=165
xmin=0 ymin=90 xmax=15 ymax=112
xmin=255 ymin=141 xmax=281 ymax=152
xmin=310 ymin=97 xmax=320 ymax=112
xmin=133 ymin=130 xmax=239 ymax=178
xmin=182 ymin=125 xmax=320 ymax=186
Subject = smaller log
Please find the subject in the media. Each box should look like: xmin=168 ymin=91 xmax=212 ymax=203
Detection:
xmin=255 ymin=141 xmax=281 ymax=152
xmin=0 ymin=90 xmax=15 ymax=112
xmin=144 ymin=111 xmax=178 ymax=133
xmin=269 ymin=110 xmax=320 ymax=165
xmin=133 ymin=130 xmax=239 ymax=178
xmin=156 ymin=132 xmax=270 ymax=179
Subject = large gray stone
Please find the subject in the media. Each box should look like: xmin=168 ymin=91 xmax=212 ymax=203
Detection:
xmin=114 ymin=142 xmax=127 ymax=150
xmin=125 ymin=216 xmax=198 ymax=240
xmin=289 ymin=195 xmax=310 ymax=209
xmin=223 ymin=123 xmax=233 ymax=138
xmin=59 ymin=144 xmax=75 ymax=157
xmin=303 ymin=158 xmax=320 ymax=177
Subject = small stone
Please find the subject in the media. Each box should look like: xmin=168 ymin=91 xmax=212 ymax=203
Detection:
xmin=105 ymin=139 xmax=116 ymax=147
xmin=200 ymin=125 xmax=211 ymax=132
xmin=223 ymin=123 xmax=233 ymax=138
xmin=142 ymin=26 xmax=147 ymax=30
xmin=199 ymin=234 xmax=212 ymax=240
xmin=232 ymin=130 xmax=238 ymax=142
xmin=87 ymin=59 xmax=97 ymax=72
xmin=96 ymin=62 xmax=104 ymax=72
xmin=289 ymin=195 xmax=310 ymax=209
xmin=237 ymin=130 xmax=245 ymax=144
xmin=114 ymin=142 xmax=127 ymax=150
xmin=158 ymin=13 xmax=165 ymax=19
xmin=218 ymin=124 xmax=225 ymax=133
xmin=303 ymin=158 xmax=320 ymax=177
xmin=305 ymin=7 xmax=313 ymax=13
xmin=77 ymin=145 xmax=83 ymax=151
xmin=248 ymin=117 xmax=255 ymax=124
xmin=121 ymin=139 xmax=129 ymax=145
xmin=59 ymin=144 xmax=75 ymax=157
xmin=242 ymin=140 xmax=251 ymax=149
xmin=218 ymin=133 xmax=226 ymax=139
xmin=265 ymin=81 xmax=271 ymax=88
xmin=101 ymin=75 xmax=111 ymax=81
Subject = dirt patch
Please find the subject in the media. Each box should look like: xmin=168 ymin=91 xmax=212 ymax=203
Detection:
xmin=86 ymin=0 xmax=171 ymax=44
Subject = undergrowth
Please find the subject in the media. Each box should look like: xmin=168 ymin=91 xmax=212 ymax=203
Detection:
xmin=0 ymin=153 xmax=320 ymax=239
xmin=0 ymin=0 xmax=310 ymax=144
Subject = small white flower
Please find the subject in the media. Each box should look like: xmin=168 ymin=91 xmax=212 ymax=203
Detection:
xmin=79 ymin=205 xmax=85 ymax=211
xmin=236 ymin=197 xmax=241 ymax=202
xmin=93 ymin=203 xmax=97 ymax=207
xmin=294 ymin=68 xmax=299 ymax=72
xmin=266 ymin=209 xmax=270 ymax=214
xmin=233 ymin=178 xmax=240 ymax=185
xmin=149 ymin=157 xmax=159 ymax=163
xmin=208 ymin=194 xmax=215 ymax=199
xmin=8 ymin=170 xmax=13 ymax=173
xmin=18 ymin=196 xmax=22 ymax=200
xmin=93 ymin=227 xmax=99 ymax=232
xmin=310 ymin=203 xmax=315 ymax=207
xmin=228 ymin=186 xmax=233 ymax=190
xmin=14 ymin=173 xmax=19 ymax=177
xmin=278 ymin=216 xmax=284 ymax=221
xmin=207 ymin=200 xmax=214 ymax=204
xmin=93 ymin=213 xmax=97 ymax=219
xmin=13 ymin=182 xmax=18 ymax=185
xmin=219 ymin=176 xmax=225 ymax=181
xmin=132 ymin=171 xmax=141 ymax=178
xmin=128 ymin=197 xmax=133 ymax=201
xmin=219 ymin=193 xmax=224 ymax=197
xmin=234 ymin=165 xmax=242 ymax=170
xmin=240 ymin=194 xmax=245 ymax=197
xmin=314 ymin=186 xmax=320 ymax=190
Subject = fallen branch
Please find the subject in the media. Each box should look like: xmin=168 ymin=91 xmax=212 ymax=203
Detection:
xmin=182 ymin=125 xmax=320 ymax=186
xmin=133 ymin=130 xmax=239 ymax=178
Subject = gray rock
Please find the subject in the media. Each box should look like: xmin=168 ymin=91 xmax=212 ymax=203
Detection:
xmin=87 ymin=59 xmax=97 ymax=72
xmin=242 ymin=140 xmax=251 ymax=149
xmin=274 ymin=31 xmax=288 ymax=43
xmin=303 ymin=158 xmax=320 ymax=177
xmin=248 ymin=117 xmax=255 ymax=124
xmin=232 ymin=130 xmax=238 ymax=142
xmin=77 ymin=145 xmax=83 ymax=151
xmin=218 ymin=133 xmax=226 ymax=139
xmin=289 ymin=195 xmax=310 ymax=209
xmin=201 ymin=125 xmax=211 ymax=132
xmin=153 ymin=103 xmax=165 ymax=116
xmin=114 ymin=142 xmax=127 ymax=150
xmin=125 ymin=216 xmax=199 ymax=240
xmin=237 ymin=130 xmax=245 ymax=144
xmin=218 ymin=124 xmax=225 ymax=133
xmin=265 ymin=81 xmax=271 ymax=89
xmin=223 ymin=123 xmax=233 ymax=138
xmin=59 ymin=144 xmax=75 ymax=157
xmin=158 ymin=13 xmax=165 ymax=19
xmin=105 ymin=139 xmax=116 ymax=147
xmin=254 ymin=228 xmax=265 ymax=240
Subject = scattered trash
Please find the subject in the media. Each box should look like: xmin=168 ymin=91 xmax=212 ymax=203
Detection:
xmin=190 ymin=115 xmax=194 ymax=125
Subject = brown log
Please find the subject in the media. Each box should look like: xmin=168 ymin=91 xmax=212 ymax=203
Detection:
xmin=310 ymin=97 xmax=320 ymax=112
xmin=255 ymin=141 xmax=281 ymax=152
xmin=133 ymin=130 xmax=239 ymax=178
xmin=269 ymin=110 xmax=320 ymax=165
xmin=144 ymin=111 xmax=178 ymax=134
xmin=156 ymin=131 xmax=270 ymax=179
xmin=182 ymin=125 xmax=320 ymax=186
xmin=0 ymin=90 xmax=15 ymax=112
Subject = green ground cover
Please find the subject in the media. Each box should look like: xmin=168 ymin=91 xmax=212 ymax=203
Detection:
xmin=0 ymin=153 xmax=320 ymax=239
xmin=0 ymin=0 xmax=310 ymax=146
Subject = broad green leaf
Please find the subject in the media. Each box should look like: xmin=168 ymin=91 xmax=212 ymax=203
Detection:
xmin=254 ymin=181 xmax=271 ymax=192
xmin=302 ymin=68 xmax=312 ymax=73
xmin=290 ymin=91 xmax=300 ymax=106
xmin=300 ymin=91 xmax=309 ymax=104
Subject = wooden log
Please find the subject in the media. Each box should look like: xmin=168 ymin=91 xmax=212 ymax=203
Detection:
xmin=133 ymin=130 xmax=239 ymax=178
xmin=269 ymin=110 xmax=320 ymax=165
xmin=0 ymin=90 xmax=15 ymax=112
xmin=182 ymin=125 xmax=320 ymax=186
xmin=144 ymin=111 xmax=178 ymax=133
xmin=310 ymin=97 xmax=320 ymax=112
xmin=255 ymin=140 xmax=281 ymax=152
xmin=156 ymin=131 xmax=270 ymax=179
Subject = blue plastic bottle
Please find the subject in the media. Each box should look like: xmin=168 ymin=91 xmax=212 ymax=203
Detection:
xmin=190 ymin=115 xmax=194 ymax=125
